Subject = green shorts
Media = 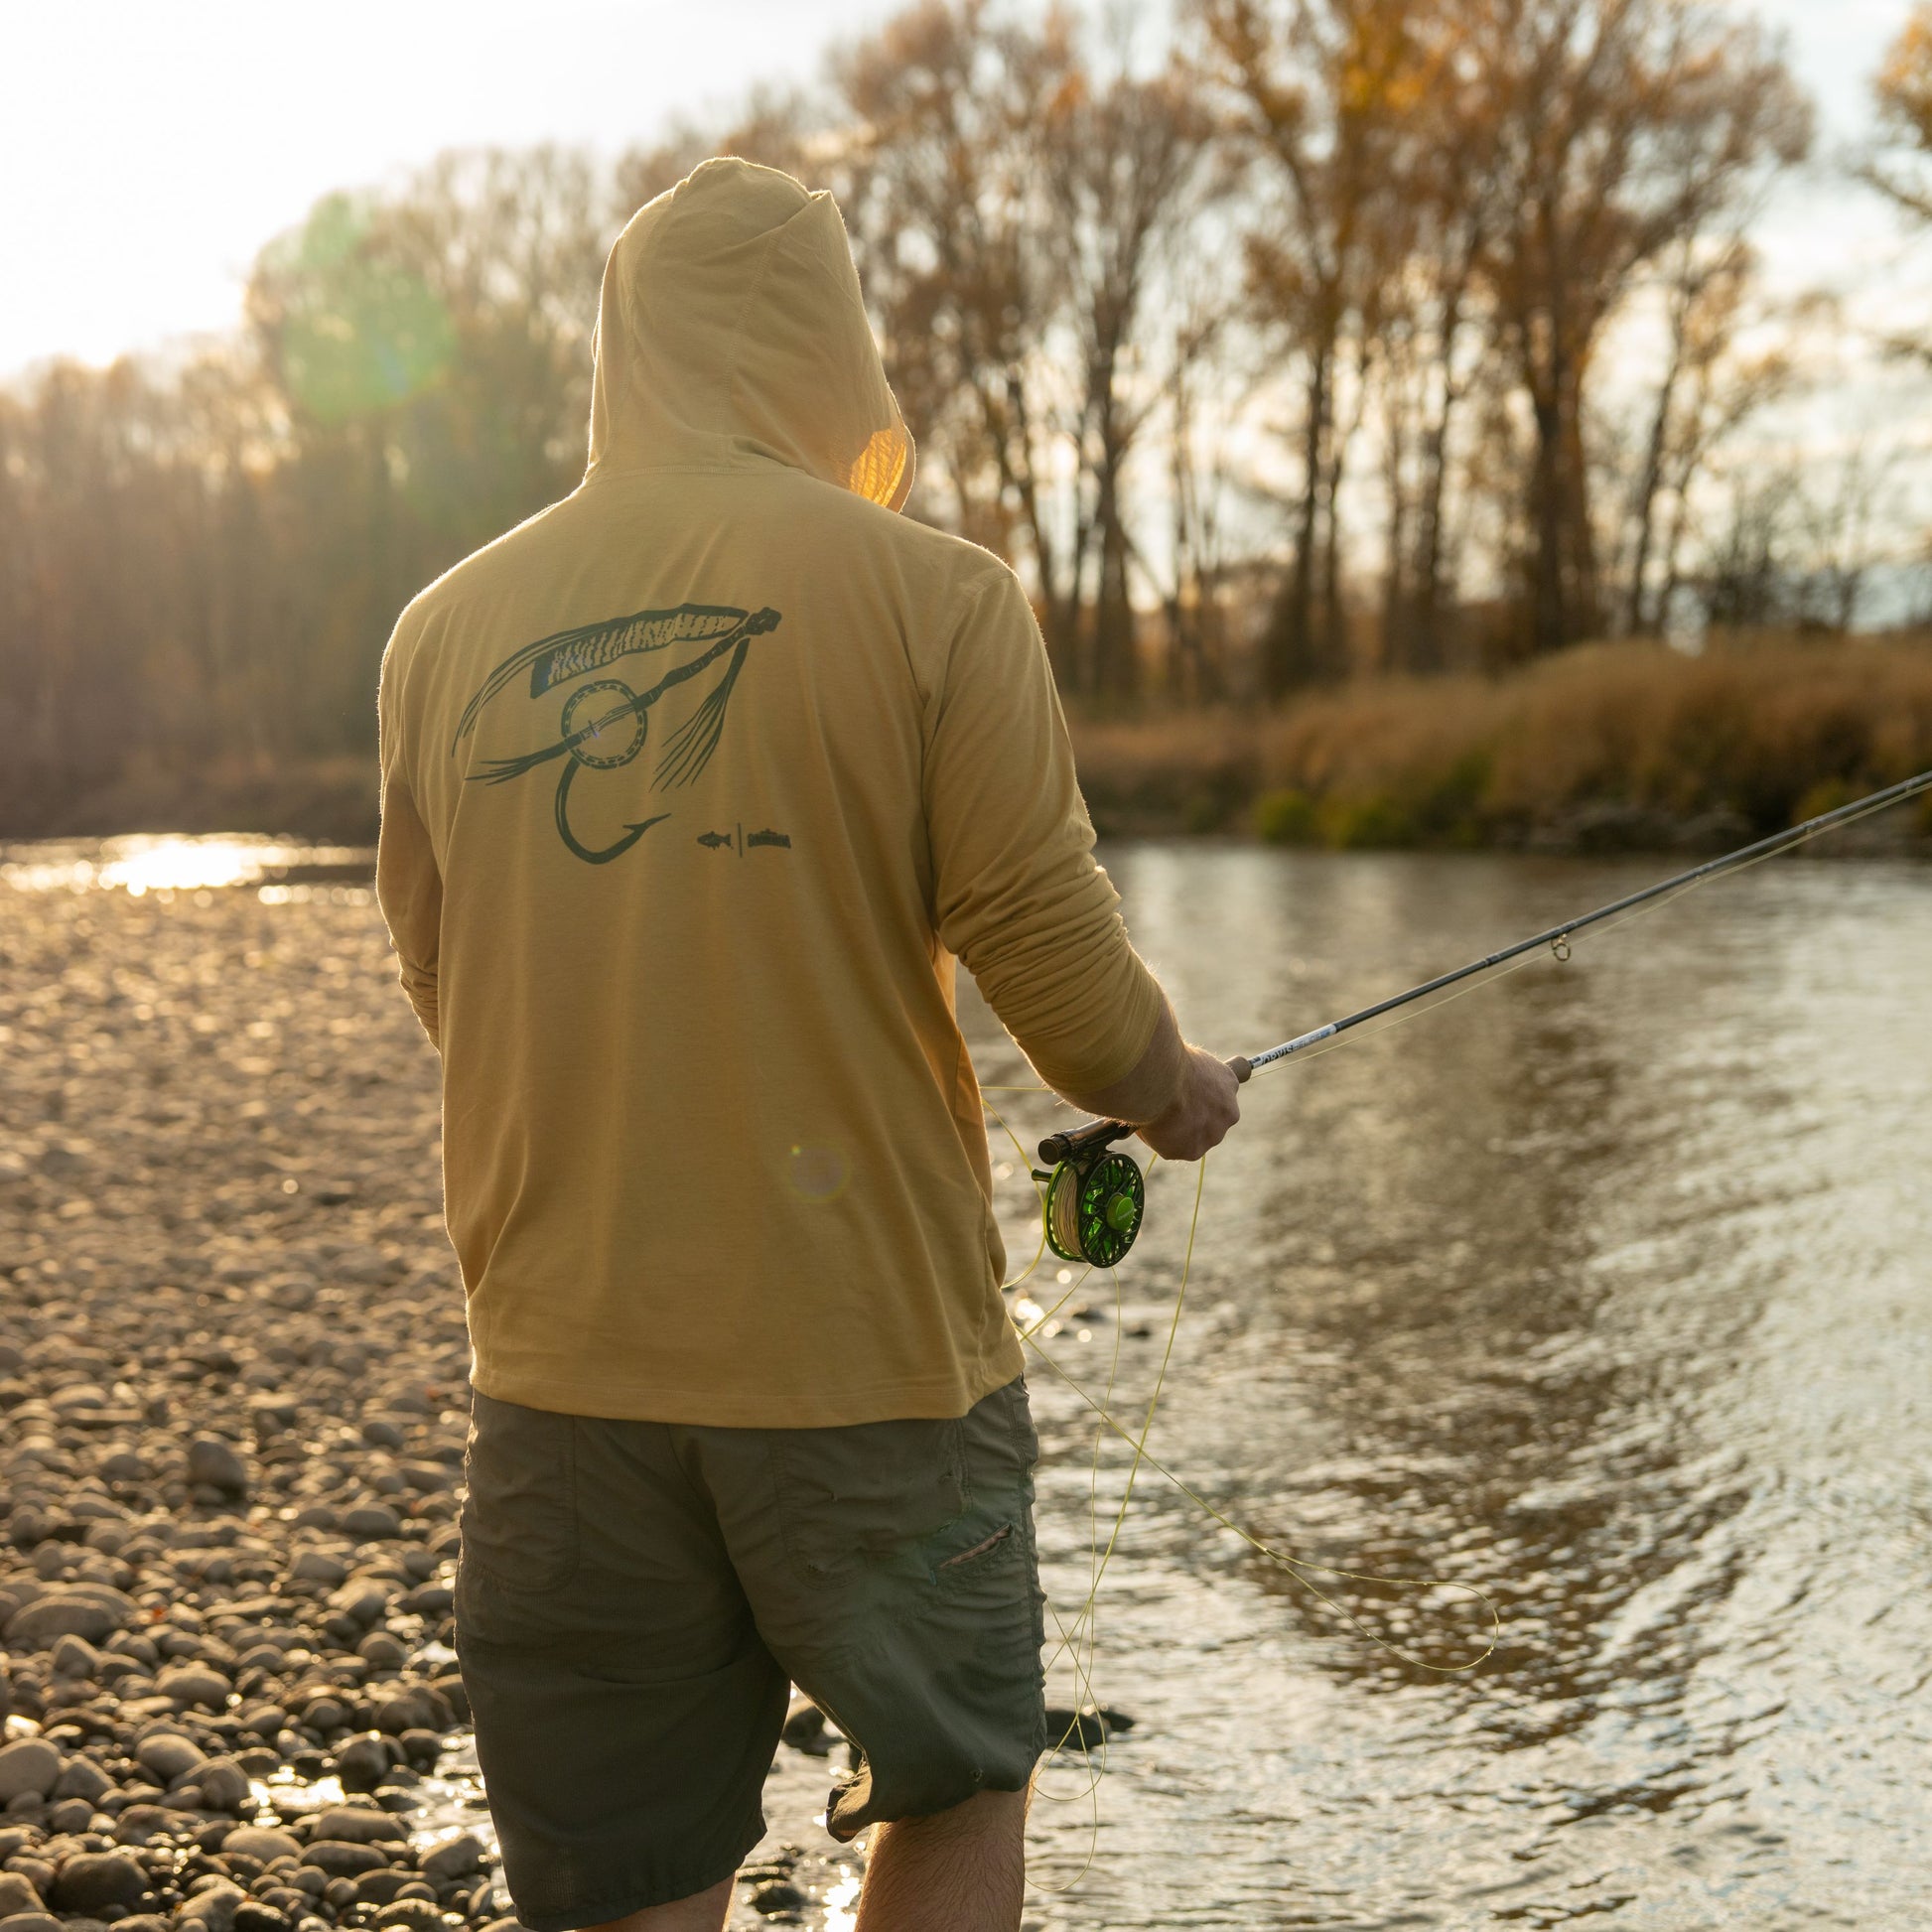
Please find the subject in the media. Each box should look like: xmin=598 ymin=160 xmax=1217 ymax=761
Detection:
xmin=455 ymin=1377 xmax=1047 ymax=1929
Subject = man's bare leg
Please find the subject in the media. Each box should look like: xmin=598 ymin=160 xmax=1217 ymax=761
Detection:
xmin=854 ymin=1787 xmax=1028 ymax=1932
xmin=579 ymin=1875 xmax=733 ymax=1932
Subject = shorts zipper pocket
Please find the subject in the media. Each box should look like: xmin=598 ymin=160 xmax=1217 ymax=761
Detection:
xmin=938 ymin=1523 xmax=1013 ymax=1570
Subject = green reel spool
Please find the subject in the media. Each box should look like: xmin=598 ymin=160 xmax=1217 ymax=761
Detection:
xmin=1036 ymin=1145 xmax=1146 ymax=1269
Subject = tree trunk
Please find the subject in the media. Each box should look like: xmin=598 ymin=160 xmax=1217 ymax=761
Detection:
xmin=1527 ymin=360 xmax=1597 ymax=655
xmin=1410 ymin=272 xmax=1472 ymax=676
xmin=1263 ymin=336 xmax=1332 ymax=694
xmin=1623 ymin=312 xmax=1686 ymax=635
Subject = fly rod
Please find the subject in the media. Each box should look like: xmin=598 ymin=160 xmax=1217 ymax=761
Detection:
xmin=1031 ymin=767 xmax=1932 ymax=1269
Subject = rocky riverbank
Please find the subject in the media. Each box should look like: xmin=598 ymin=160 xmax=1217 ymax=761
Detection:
xmin=0 ymin=869 xmax=864 ymax=1931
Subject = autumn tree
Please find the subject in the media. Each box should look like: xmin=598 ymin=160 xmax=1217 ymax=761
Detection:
xmin=1863 ymin=3 xmax=1932 ymax=228
xmin=1370 ymin=6 xmax=1509 ymax=673
xmin=1471 ymin=0 xmax=1809 ymax=655
xmin=1611 ymin=239 xmax=1815 ymax=636
xmin=826 ymin=2 xmax=1209 ymax=698
xmin=1035 ymin=58 xmax=1212 ymax=698
xmin=1196 ymin=0 xmax=1446 ymax=691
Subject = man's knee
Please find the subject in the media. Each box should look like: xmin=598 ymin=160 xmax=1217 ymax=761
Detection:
xmin=888 ymin=1786 xmax=1030 ymax=1840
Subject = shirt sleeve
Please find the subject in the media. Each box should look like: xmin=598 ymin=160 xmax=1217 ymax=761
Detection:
xmin=922 ymin=565 xmax=1177 ymax=1104
xmin=375 ymin=635 xmax=443 ymax=1050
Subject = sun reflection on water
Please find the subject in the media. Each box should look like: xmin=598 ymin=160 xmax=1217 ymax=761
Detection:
xmin=1 ymin=833 xmax=372 ymax=896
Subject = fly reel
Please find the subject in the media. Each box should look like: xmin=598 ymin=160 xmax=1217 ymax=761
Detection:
xmin=1034 ymin=1121 xmax=1145 ymax=1269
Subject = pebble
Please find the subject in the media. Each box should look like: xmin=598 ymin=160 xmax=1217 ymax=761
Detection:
xmin=195 ymin=1758 xmax=252 ymax=1812
xmin=311 ymin=1809 xmax=405 ymax=1846
xmin=133 ymin=1734 xmax=206 ymax=1783
xmin=779 ymin=1697 xmax=831 ymax=1757
xmin=51 ymin=1760 xmax=111 ymax=1805
xmin=222 ymin=1828 xmax=303 ymax=1864
xmin=0 ymin=1872 xmax=48 ymax=1915
xmin=175 ymin=1878 xmax=246 ymax=1932
xmin=419 ymin=1833 xmax=485 ymax=1881
xmin=1043 ymin=1702 xmax=1137 ymax=1749
xmin=372 ymin=1903 xmax=441 ymax=1932
xmin=301 ymin=1843 xmax=392 ymax=1879
xmin=0 ymin=1739 xmax=62 ymax=1803
xmin=154 ymin=1664 xmax=230 ymax=1709
xmin=5 ymin=1591 xmax=130 ymax=1648
xmin=184 ymin=1441 xmax=249 ymax=1499
xmin=46 ymin=1852 xmax=146 ymax=1912
xmin=748 ymin=1880 xmax=808 ymax=1918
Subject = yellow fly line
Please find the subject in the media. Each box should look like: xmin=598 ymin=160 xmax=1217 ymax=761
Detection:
xmin=981 ymin=1091 xmax=1499 ymax=1892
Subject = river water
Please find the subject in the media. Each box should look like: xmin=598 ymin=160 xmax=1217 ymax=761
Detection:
xmin=977 ymin=845 xmax=1932 ymax=1929
xmin=8 ymin=835 xmax=1929 ymax=1926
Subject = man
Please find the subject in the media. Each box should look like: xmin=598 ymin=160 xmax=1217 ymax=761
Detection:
xmin=375 ymin=158 xmax=1240 ymax=1932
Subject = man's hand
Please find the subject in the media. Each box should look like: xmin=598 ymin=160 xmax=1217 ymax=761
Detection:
xmin=1138 ymin=1045 xmax=1245 ymax=1162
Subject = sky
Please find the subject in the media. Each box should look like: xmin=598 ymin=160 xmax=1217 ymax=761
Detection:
xmin=1 ymin=0 xmax=1923 ymax=385
xmin=0 ymin=0 xmax=900 ymax=381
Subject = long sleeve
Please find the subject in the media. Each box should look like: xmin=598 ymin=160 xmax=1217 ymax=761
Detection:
xmin=375 ymin=643 xmax=443 ymax=1049
xmin=922 ymin=566 xmax=1176 ymax=1105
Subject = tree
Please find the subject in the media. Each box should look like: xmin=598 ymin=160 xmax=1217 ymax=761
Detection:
xmin=243 ymin=148 xmax=609 ymax=745
xmin=1472 ymin=0 xmax=1810 ymax=655
xmin=1863 ymin=3 xmax=1932 ymax=228
xmin=1198 ymin=0 xmax=1435 ymax=692
xmin=1362 ymin=3 xmax=1508 ymax=673
xmin=1036 ymin=55 xmax=1212 ymax=698
xmin=830 ymin=2 xmax=1209 ymax=700
xmin=831 ymin=0 xmax=1063 ymax=579
xmin=1612 ymin=238 xmax=1812 ymax=636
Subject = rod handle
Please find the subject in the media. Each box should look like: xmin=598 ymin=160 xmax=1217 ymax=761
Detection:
xmin=1035 ymin=1054 xmax=1252 ymax=1166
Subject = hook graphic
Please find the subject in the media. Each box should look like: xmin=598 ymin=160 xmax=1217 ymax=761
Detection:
xmin=554 ymin=757 xmax=670 ymax=865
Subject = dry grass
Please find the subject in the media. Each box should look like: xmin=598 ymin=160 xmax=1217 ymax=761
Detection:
xmin=1072 ymin=637 xmax=1932 ymax=850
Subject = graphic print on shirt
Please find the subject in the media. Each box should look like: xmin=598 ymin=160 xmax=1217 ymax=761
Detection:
xmin=450 ymin=603 xmax=783 ymax=864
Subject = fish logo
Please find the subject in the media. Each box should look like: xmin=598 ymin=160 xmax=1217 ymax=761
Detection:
xmin=697 ymin=825 xmax=792 ymax=857
xmin=452 ymin=603 xmax=782 ymax=864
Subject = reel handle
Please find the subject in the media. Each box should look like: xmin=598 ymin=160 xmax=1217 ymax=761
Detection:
xmin=1035 ymin=1056 xmax=1252 ymax=1168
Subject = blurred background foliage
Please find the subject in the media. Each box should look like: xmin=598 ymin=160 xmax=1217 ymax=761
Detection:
xmin=5 ymin=0 xmax=1932 ymax=843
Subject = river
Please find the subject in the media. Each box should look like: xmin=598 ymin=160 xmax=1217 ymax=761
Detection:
xmin=982 ymin=844 xmax=1932 ymax=1928
xmin=4 ymin=835 xmax=1928 ymax=1927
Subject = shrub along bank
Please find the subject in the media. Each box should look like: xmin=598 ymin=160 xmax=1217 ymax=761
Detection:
xmin=1071 ymin=638 xmax=1932 ymax=852
xmin=6 ymin=638 xmax=1930 ymax=855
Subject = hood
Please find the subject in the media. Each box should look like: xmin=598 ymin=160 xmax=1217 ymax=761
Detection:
xmin=585 ymin=157 xmax=914 ymax=511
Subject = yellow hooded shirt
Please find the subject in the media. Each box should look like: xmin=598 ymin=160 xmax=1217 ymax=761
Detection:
xmin=375 ymin=159 xmax=1174 ymax=1426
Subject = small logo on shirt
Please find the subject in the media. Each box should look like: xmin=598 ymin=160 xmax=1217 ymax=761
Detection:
xmin=699 ymin=826 xmax=792 ymax=856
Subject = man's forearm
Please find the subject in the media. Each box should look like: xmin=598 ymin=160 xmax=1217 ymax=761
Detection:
xmin=1052 ymin=999 xmax=1188 ymax=1125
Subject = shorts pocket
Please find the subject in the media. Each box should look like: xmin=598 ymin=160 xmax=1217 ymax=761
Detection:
xmin=770 ymin=1415 xmax=967 ymax=1589
xmin=460 ymin=1393 xmax=580 ymax=1594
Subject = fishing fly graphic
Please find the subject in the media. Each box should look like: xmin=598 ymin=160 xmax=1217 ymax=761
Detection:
xmin=450 ymin=602 xmax=782 ymax=863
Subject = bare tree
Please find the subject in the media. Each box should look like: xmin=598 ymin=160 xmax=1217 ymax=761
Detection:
xmin=1197 ymin=0 xmax=1430 ymax=692
xmin=1472 ymin=0 xmax=1810 ymax=655
xmin=1037 ymin=54 xmax=1212 ymax=698
xmin=831 ymin=0 xmax=1068 ymax=583
xmin=1862 ymin=3 xmax=1932 ymax=229
xmin=1380 ymin=14 xmax=1509 ymax=673
xmin=1614 ymin=238 xmax=1813 ymax=635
